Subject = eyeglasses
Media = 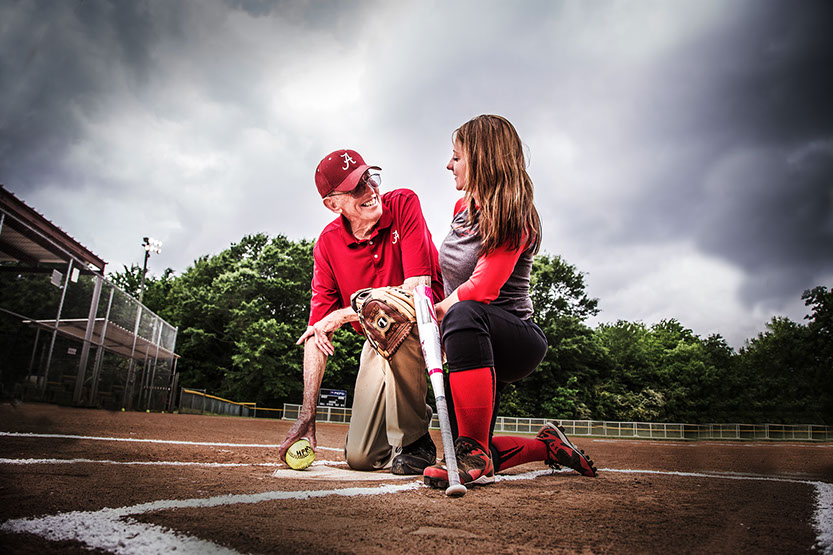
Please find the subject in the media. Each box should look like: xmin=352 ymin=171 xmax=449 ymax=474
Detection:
xmin=328 ymin=173 xmax=381 ymax=199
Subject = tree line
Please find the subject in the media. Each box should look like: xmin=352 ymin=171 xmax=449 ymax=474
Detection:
xmin=118 ymin=233 xmax=832 ymax=425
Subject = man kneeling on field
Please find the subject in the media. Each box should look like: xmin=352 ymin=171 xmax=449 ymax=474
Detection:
xmin=278 ymin=149 xmax=444 ymax=474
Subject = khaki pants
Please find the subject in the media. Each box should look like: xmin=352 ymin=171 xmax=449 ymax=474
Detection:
xmin=344 ymin=330 xmax=431 ymax=470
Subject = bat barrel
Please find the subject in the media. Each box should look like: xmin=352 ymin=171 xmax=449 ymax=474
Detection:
xmin=446 ymin=483 xmax=467 ymax=497
xmin=436 ymin=395 xmax=466 ymax=497
xmin=414 ymin=285 xmax=467 ymax=498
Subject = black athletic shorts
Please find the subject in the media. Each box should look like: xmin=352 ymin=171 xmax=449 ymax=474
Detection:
xmin=441 ymin=300 xmax=548 ymax=383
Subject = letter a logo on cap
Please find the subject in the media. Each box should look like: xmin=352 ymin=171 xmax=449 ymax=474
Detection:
xmin=315 ymin=148 xmax=381 ymax=198
xmin=341 ymin=152 xmax=356 ymax=170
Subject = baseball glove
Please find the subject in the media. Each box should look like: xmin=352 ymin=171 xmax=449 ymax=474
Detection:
xmin=350 ymin=286 xmax=416 ymax=359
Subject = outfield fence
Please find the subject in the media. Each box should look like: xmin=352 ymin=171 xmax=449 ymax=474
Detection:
xmin=171 ymin=392 xmax=832 ymax=441
xmin=554 ymin=420 xmax=832 ymax=441
xmin=279 ymin=403 xmax=833 ymax=442
xmin=179 ymin=388 xmax=255 ymax=417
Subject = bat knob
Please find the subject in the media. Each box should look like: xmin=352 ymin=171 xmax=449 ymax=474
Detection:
xmin=445 ymin=484 xmax=467 ymax=497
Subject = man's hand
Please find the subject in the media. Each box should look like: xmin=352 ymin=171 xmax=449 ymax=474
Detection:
xmin=296 ymin=307 xmax=357 ymax=356
xmin=282 ymin=336 xmax=330 ymax=464
xmin=278 ymin=414 xmax=317 ymax=463
xmin=296 ymin=324 xmax=335 ymax=356
xmin=401 ymin=275 xmax=431 ymax=292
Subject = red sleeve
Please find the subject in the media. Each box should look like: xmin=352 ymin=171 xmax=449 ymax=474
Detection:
xmin=308 ymin=239 xmax=342 ymax=325
xmin=394 ymin=190 xmax=437 ymax=279
xmin=456 ymin=242 xmax=524 ymax=303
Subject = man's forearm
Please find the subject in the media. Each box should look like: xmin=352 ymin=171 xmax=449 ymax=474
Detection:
xmin=300 ymin=339 xmax=328 ymax=416
xmin=331 ymin=306 xmax=359 ymax=325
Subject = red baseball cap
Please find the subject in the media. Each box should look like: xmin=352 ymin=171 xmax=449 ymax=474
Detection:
xmin=315 ymin=149 xmax=381 ymax=198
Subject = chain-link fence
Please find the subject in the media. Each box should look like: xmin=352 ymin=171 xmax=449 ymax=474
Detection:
xmin=555 ymin=420 xmax=832 ymax=441
xmin=179 ymin=388 xmax=255 ymax=417
xmin=0 ymin=263 xmax=178 ymax=411
xmin=279 ymin=403 xmax=832 ymax=441
xmin=1 ymin=191 xmax=179 ymax=411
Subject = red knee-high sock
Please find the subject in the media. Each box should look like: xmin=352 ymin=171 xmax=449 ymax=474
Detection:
xmin=491 ymin=436 xmax=548 ymax=472
xmin=449 ymin=367 xmax=494 ymax=450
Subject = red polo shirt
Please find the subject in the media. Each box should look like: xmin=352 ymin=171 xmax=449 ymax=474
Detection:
xmin=309 ymin=188 xmax=445 ymax=335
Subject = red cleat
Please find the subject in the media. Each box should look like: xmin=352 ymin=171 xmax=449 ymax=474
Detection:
xmin=537 ymin=422 xmax=598 ymax=477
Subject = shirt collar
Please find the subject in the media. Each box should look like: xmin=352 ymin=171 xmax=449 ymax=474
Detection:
xmin=337 ymin=198 xmax=394 ymax=245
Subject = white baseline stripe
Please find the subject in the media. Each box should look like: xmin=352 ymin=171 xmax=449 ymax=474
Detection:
xmin=1 ymin=440 xmax=829 ymax=553
xmin=0 ymin=458 xmax=347 ymax=469
xmin=601 ymin=468 xmax=832 ymax=553
xmin=0 ymin=431 xmax=342 ymax=452
xmin=591 ymin=439 xmax=833 ymax=449
xmin=0 ymin=458 xmax=272 ymax=467
xmin=816 ymin=482 xmax=833 ymax=554
xmin=602 ymin=467 xmax=815 ymax=484
xmin=1 ymin=480 xmax=423 ymax=555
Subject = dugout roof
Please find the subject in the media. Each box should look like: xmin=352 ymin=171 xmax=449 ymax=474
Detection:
xmin=0 ymin=185 xmax=107 ymax=273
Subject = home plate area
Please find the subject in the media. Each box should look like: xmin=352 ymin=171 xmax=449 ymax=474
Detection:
xmin=1 ymin=404 xmax=830 ymax=553
xmin=271 ymin=461 xmax=415 ymax=481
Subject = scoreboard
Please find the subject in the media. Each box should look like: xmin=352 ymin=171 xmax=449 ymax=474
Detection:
xmin=318 ymin=388 xmax=347 ymax=408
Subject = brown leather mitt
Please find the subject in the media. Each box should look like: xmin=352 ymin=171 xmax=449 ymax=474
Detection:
xmin=350 ymin=286 xmax=416 ymax=359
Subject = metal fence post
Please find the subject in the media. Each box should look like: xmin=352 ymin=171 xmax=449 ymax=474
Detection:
xmin=73 ymin=274 xmax=102 ymax=405
xmin=42 ymin=259 xmax=74 ymax=396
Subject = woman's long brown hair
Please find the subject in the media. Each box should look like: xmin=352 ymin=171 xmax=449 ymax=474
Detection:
xmin=455 ymin=114 xmax=542 ymax=255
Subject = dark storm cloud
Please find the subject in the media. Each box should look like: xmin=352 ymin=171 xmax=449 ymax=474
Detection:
xmin=699 ymin=144 xmax=833 ymax=305
xmin=0 ymin=0 xmax=184 ymax=191
xmin=644 ymin=1 xmax=833 ymax=147
xmin=1 ymin=0 xmax=827 ymax=346
xmin=226 ymin=0 xmax=282 ymax=18
xmin=618 ymin=0 xmax=833 ymax=307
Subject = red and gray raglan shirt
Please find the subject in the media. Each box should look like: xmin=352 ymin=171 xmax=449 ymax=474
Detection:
xmin=309 ymin=188 xmax=445 ymax=335
xmin=438 ymin=198 xmax=534 ymax=320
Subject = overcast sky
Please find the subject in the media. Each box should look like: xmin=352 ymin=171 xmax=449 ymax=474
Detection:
xmin=2 ymin=0 xmax=832 ymax=348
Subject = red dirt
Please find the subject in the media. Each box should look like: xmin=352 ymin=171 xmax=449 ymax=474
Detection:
xmin=1 ymin=403 xmax=830 ymax=553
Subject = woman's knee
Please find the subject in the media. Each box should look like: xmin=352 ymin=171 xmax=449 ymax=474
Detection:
xmin=442 ymin=300 xmax=487 ymax=333
xmin=442 ymin=301 xmax=495 ymax=370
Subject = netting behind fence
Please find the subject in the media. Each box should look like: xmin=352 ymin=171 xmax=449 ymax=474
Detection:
xmin=1 ymin=191 xmax=179 ymax=411
xmin=1 ymin=268 xmax=178 ymax=411
xmin=277 ymin=403 xmax=832 ymax=441
xmin=179 ymin=389 xmax=255 ymax=417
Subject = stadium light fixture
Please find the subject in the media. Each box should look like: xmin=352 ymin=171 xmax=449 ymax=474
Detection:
xmin=139 ymin=237 xmax=163 ymax=304
xmin=143 ymin=237 xmax=163 ymax=254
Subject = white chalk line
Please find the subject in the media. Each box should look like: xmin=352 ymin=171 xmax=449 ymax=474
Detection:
xmin=0 ymin=479 xmax=424 ymax=554
xmin=0 ymin=457 xmax=347 ymax=469
xmin=0 ymin=430 xmax=343 ymax=452
xmin=0 ymin=457 xmax=271 ymax=468
xmin=591 ymin=438 xmax=833 ymax=448
xmin=3 ymin=466 xmax=831 ymax=554
xmin=602 ymin=468 xmax=832 ymax=553
xmin=2 ymin=431 xmax=831 ymax=553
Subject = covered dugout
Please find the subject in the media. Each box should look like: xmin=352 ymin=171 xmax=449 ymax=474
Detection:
xmin=0 ymin=185 xmax=179 ymax=411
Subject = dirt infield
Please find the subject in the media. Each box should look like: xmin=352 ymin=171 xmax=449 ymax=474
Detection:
xmin=1 ymin=403 xmax=831 ymax=553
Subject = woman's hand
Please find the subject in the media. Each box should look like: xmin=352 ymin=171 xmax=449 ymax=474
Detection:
xmin=434 ymin=289 xmax=460 ymax=322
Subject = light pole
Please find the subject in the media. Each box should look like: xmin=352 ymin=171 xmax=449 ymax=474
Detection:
xmin=139 ymin=237 xmax=162 ymax=304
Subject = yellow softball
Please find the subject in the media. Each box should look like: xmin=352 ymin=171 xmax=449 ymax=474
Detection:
xmin=286 ymin=438 xmax=315 ymax=470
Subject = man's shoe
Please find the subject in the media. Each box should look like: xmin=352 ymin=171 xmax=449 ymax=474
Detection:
xmin=423 ymin=436 xmax=495 ymax=488
xmin=537 ymin=422 xmax=597 ymax=477
xmin=391 ymin=432 xmax=436 ymax=475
